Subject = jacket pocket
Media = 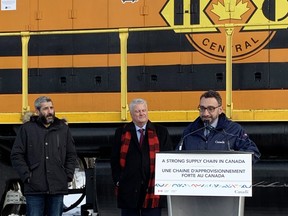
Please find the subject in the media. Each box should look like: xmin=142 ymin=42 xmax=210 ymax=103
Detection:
xmin=29 ymin=162 xmax=40 ymax=171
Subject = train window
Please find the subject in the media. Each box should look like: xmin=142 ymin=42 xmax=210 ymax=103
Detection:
xmin=60 ymin=77 xmax=67 ymax=84
xmin=150 ymin=74 xmax=158 ymax=82
xmin=95 ymin=76 xmax=102 ymax=85
xmin=216 ymin=72 xmax=223 ymax=82
xmin=254 ymin=72 xmax=262 ymax=82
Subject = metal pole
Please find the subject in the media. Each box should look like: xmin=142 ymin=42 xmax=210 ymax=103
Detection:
xmin=238 ymin=197 xmax=245 ymax=216
xmin=119 ymin=29 xmax=129 ymax=121
xmin=21 ymin=32 xmax=30 ymax=115
xmin=225 ymin=26 xmax=234 ymax=119
xmin=167 ymin=195 xmax=173 ymax=216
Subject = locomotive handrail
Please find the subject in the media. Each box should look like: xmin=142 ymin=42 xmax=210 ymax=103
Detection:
xmin=0 ymin=21 xmax=287 ymax=37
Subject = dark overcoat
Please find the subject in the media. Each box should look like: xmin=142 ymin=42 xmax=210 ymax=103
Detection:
xmin=110 ymin=120 xmax=173 ymax=208
xmin=11 ymin=116 xmax=77 ymax=195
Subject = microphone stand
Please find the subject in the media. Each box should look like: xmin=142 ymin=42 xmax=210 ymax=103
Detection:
xmin=178 ymin=120 xmax=210 ymax=151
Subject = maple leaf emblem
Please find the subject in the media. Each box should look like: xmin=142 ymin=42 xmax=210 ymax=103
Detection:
xmin=211 ymin=0 xmax=250 ymax=20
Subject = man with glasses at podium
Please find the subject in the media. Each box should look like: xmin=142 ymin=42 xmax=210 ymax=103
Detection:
xmin=177 ymin=90 xmax=260 ymax=163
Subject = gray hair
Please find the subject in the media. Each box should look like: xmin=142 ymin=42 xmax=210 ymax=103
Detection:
xmin=129 ymin=98 xmax=147 ymax=113
xmin=34 ymin=96 xmax=53 ymax=110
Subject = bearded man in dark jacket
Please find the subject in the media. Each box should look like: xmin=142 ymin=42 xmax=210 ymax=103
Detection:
xmin=178 ymin=90 xmax=261 ymax=163
xmin=111 ymin=98 xmax=173 ymax=216
xmin=10 ymin=96 xmax=77 ymax=216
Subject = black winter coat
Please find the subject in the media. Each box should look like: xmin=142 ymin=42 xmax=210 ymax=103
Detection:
xmin=10 ymin=116 xmax=77 ymax=195
xmin=110 ymin=121 xmax=173 ymax=209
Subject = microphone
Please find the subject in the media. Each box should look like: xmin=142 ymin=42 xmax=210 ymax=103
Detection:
xmin=178 ymin=120 xmax=210 ymax=151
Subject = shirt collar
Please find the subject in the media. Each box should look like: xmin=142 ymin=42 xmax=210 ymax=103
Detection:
xmin=135 ymin=124 xmax=146 ymax=131
xmin=210 ymin=118 xmax=218 ymax=128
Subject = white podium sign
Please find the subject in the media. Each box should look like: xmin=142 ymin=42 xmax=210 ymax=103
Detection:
xmin=155 ymin=152 xmax=252 ymax=197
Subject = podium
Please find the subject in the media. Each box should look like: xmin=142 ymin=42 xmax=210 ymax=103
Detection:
xmin=167 ymin=195 xmax=245 ymax=216
xmin=155 ymin=151 xmax=252 ymax=216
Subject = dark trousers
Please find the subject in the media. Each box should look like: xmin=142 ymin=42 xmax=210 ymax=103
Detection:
xmin=25 ymin=194 xmax=64 ymax=216
xmin=121 ymin=208 xmax=161 ymax=216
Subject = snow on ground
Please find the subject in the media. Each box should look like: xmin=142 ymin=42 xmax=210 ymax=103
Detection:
xmin=63 ymin=194 xmax=86 ymax=216
xmin=63 ymin=168 xmax=87 ymax=216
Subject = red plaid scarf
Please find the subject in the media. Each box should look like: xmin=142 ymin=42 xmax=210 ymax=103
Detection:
xmin=120 ymin=128 xmax=160 ymax=208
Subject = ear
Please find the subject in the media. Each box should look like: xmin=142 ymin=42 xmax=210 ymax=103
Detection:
xmin=35 ymin=109 xmax=40 ymax=115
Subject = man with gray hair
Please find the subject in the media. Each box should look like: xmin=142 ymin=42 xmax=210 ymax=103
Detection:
xmin=111 ymin=98 xmax=173 ymax=216
xmin=11 ymin=96 xmax=77 ymax=216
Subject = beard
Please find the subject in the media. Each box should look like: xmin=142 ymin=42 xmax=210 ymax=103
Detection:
xmin=39 ymin=113 xmax=55 ymax=125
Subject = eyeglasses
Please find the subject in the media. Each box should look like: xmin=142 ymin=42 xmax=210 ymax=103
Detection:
xmin=198 ymin=105 xmax=221 ymax=113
